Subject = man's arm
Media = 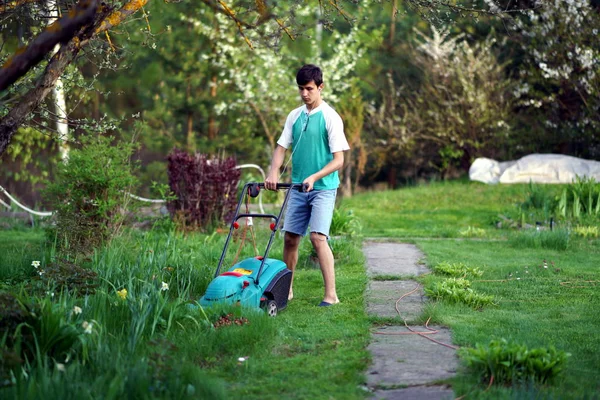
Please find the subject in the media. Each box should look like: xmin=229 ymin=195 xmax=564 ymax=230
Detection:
xmin=303 ymin=151 xmax=345 ymax=191
xmin=265 ymin=145 xmax=287 ymax=190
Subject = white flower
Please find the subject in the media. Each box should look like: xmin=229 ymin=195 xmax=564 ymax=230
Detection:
xmin=32 ymin=261 xmax=40 ymax=268
xmin=56 ymin=363 xmax=66 ymax=372
xmin=82 ymin=321 xmax=93 ymax=334
xmin=73 ymin=306 xmax=82 ymax=315
xmin=161 ymin=282 xmax=169 ymax=291
xmin=237 ymin=356 xmax=249 ymax=362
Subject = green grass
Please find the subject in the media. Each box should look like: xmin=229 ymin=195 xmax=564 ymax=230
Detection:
xmin=343 ymin=181 xmax=600 ymax=398
xmin=0 ymin=226 xmax=369 ymax=399
xmin=2 ymin=180 xmax=599 ymax=399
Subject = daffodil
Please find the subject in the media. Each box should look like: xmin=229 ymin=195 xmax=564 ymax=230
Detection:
xmin=73 ymin=306 xmax=82 ymax=315
xmin=82 ymin=321 xmax=93 ymax=334
xmin=117 ymin=288 xmax=128 ymax=300
xmin=31 ymin=260 xmax=40 ymax=268
xmin=56 ymin=363 xmax=66 ymax=372
xmin=161 ymin=282 xmax=169 ymax=291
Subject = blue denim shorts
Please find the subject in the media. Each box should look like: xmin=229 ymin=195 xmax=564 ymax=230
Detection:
xmin=283 ymin=189 xmax=337 ymax=238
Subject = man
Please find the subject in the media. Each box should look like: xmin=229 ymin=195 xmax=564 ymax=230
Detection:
xmin=265 ymin=64 xmax=350 ymax=307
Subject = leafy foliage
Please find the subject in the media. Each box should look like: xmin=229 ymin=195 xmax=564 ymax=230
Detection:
xmin=167 ymin=148 xmax=240 ymax=230
xmin=43 ymin=135 xmax=139 ymax=254
xmin=425 ymin=277 xmax=495 ymax=308
xmin=460 ymin=338 xmax=570 ymax=385
xmin=432 ymin=261 xmax=483 ymax=278
xmin=0 ymin=293 xmax=87 ymax=381
xmin=330 ymin=207 xmax=362 ymax=237
xmin=35 ymin=258 xmax=99 ymax=296
xmin=369 ymin=27 xmax=513 ymax=178
xmin=557 ymin=176 xmax=600 ymax=220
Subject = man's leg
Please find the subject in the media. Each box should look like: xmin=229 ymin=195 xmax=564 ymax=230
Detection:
xmin=310 ymin=232 xmax=339 ymax=304
xmin=284 ymin=232 xmax=301 ymax=300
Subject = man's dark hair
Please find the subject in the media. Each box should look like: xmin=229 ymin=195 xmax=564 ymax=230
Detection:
xmin=296 ymin=64 xmax=323 ymax=87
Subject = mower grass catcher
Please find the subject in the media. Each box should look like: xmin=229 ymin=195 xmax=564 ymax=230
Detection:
xmin=197 ymin=182 xmax=307 ymax=317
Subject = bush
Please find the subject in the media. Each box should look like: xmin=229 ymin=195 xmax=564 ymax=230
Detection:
xmin=460 ymin=338 xmax=570 ymax=385
xmin=167 ymin=149 xmax=240 ymax=230
xmin=44 ymin=136 xmax=138 ymax=254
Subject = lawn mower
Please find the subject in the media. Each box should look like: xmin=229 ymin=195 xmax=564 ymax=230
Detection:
xmin=198 ymin=182 xmax=307 ymax=317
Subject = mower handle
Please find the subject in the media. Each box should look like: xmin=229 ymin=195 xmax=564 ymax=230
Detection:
xmin=248 ymin=182 xmax=308 ymax=198
xmin=259 ymin=182 xmax=308 ymax=191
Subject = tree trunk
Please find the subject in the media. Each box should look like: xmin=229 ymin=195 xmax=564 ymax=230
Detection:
xmin=208 ymin=75 xmax=218 ymax=140
xmin=341 ymin=150 xmax=353 ymax=198
xmin=47 ymin=0 xmax=70 ymax=161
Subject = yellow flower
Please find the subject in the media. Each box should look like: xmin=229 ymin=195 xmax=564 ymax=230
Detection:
xmin=117 ymin=288 xmax=128 ymax=300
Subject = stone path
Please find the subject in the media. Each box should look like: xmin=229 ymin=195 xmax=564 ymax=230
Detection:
xmin=363 ymin=241 xmax=457 ymax=400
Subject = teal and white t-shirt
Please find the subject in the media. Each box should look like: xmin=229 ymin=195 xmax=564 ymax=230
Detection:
xmin=277 ymin=102 xmax=350 ymax=190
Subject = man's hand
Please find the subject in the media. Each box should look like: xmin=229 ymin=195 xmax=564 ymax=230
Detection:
xmin=303 ymin=176 xmax=316 ymax=192
xmin=265 ymin=172 xmax=279 ymax=191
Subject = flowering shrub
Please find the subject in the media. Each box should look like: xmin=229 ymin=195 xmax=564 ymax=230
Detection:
xmin=511 ymin=0 xmax=600 ymax=156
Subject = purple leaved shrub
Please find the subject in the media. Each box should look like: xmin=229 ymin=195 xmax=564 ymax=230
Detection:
xmin=167 ymin=149 xmax=240 ymax=230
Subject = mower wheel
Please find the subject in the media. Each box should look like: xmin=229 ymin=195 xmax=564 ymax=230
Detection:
xmin=263 ymin=300 xmax=278 ymax=317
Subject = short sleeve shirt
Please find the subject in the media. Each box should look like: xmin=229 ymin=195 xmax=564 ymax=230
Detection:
xmin=277 ymin=102 xmax=350 ymax=190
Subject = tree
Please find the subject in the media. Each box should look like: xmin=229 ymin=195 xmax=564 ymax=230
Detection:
xmin=509 ymin=0 xmax=600 ymax=157
xmin=0 ymin=0 xmax=150 ymax=156
xmin=369 ymin=26 xmax=513 ymax=181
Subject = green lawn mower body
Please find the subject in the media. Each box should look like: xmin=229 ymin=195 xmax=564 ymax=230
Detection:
xmin=197 ymin=182 xmax=306 ymax=317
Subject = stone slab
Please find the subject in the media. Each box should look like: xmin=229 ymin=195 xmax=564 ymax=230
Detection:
xmin=363 ymin=242 xmax=428 ymax=277
xmin=367 ymin=325 xmax=458 ymax=387
xmin=371 ymin=385 xmax=454 ymax=400
xmin=366 ymin=280 xmax=426 ymax=320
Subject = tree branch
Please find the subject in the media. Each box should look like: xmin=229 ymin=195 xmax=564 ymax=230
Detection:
xmin=95 ymin=0 xmax=149 ymax=34
xmin=0 ymin=0 xmax=39 ymax=14
xmin=0 ymin=0 xmax=150 ymax=156
xmin=0 ymin=0 xmax=97 ymax=92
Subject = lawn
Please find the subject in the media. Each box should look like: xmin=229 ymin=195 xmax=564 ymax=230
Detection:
xmin=1 ymin=179 xmax=598 ymax=399
xmin=343 ymin=180 xmax=600 ymax=399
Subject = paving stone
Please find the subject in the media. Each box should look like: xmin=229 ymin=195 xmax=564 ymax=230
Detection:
xmin=363 ymin=242 xmax=429 ymax=277
xmin=366 ymin=280 xmax=426 ymax=320
xmin=371 ymin=385 xmax=454 ymax=400
xmin=367 ymin=325 xmax=458 ymax=387
xmin=363 ymin=241 xmax=458 ymax=399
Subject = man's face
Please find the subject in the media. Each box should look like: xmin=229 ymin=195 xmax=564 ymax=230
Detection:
xmin=298 ymin=80 xmax=323 ymax=107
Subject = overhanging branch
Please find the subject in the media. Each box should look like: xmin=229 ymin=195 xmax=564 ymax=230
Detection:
xmin=0 ymin=0 xmax=97 ymax=92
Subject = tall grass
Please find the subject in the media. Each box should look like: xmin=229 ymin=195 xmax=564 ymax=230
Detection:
xmin=508 ymin=229 xmax=571 ymax=250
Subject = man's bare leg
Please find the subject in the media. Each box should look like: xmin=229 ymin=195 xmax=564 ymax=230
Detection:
xmin=310 ymin=232 xmax=339 ymax=304
xmin=284 ymin=232 xmax=301 ymax=300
